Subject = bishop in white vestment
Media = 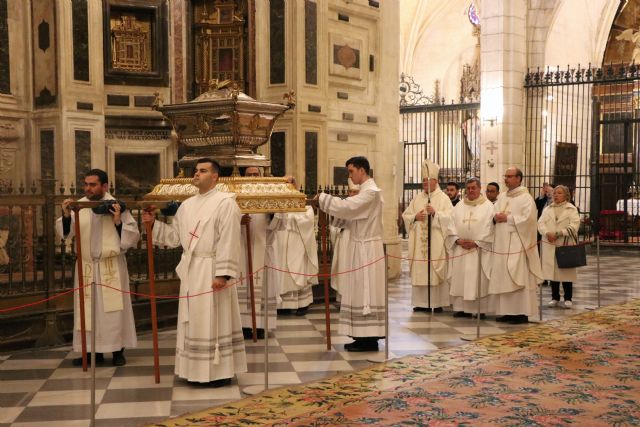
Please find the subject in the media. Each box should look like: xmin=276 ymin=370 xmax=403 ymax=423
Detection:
xmin=318 ymin=156 xmax=384 ymax=352
xmin=402 ymin=159 xmax=453 ymax=311
xmin=489 ymin=167 xmax=543 ymax=324
xmin=273 ymin=206 xmax=318 ymax=314
xmin=57 ymin=170 xmax=138 ymax=366
xmin=144 ymin=159 xmax=246 ymax=385
xmin=445 ymin=178 xmax=494 ymax=316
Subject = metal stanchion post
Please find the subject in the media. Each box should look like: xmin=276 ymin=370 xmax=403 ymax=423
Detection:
xmin=586 ymin=235 xmax=601 ymax=311
xmin=539 ymin=278 xmax=543 ymax=322
xmin=597 ymin=235 xmax=601 ymax=308
xmin=461 ymin=247 xmax=489 ymax=341
xmin=90 ymin=280 xmax=96 ymax=427
xmin=242 ymin=267 xmax=274 ymax=395
xmin=368 ymin=251 xmax=390 ymax=363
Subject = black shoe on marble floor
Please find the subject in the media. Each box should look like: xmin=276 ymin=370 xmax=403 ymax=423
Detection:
xmin=295 ymin=306 xmax=309 ymax=316
xmin=433 ymin=307 xmax=444 ymax=313
xmin=112 ymin=348 xmax=126 ymax=366
xmin=453 ymin=311 xmax=472 ymax=318
xmin=472 ymin=313 xmax=486 ymax=319
xmin=413 ymin=307 xmax=429 ymax=312
xmin=344 ymin=338 xmax=379 ymax=352
xmin=209 ymin=378 xmax=232 ymax=388
xmin=277 ymin=309 xmax=293 ymax=316
xmin=72 ymin=353 xmax=104 ymax=367
xmin=242 ymin=327 xmax=265 ymax=340
xmin=507 ymin=315 xmax=529 ymax=325
xmin=495 ymin=315 xmax=511 ymax=323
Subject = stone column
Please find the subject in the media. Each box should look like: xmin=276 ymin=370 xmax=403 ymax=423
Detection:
xmin=479 ymin=0 xmax=527 ymax=184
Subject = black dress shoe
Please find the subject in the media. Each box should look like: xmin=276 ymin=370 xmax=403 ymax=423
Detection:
xmin=277 ymin=309 xmax=293 ymax=316
xmin=453 ymin=311 xmax=472 ymax=318
xmin=72 ymin=352 xmax=104 ymax=366
xmin=344 ymin=338 xmax=379 ymax=352
xmin=496 ymin=315 xmax=511 ymax=323
xmin=295 ymin=306 xmax=309 ymax=316
xmin=413 ymin=307 xmax=429 ymax=312
xmin=209 ymin=378 xmax=232 ymax=388
xmin=112 ymin=348 xmax=126 ymax=366
xmin=507 ymin=315 xmax=529 ymax=325
xmin=242 ymin=327 xmax=265 ymax=340
xmin=472 ymin=313 xmax=486 ymax=319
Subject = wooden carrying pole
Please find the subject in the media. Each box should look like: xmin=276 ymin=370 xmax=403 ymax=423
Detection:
xmin=73 ymin=208 xmax=88 ymax=372
xmin=144 ymin=220 xmax=161 ymax=383
xmin=318 ymin=206 xmax=332 ymax=350
xmin=243 ymin=215 xmax=258 ymax=342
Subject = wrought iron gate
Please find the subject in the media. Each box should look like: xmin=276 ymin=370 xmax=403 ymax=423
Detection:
xmin=400 ymin=75 xmax=480 ymax=237
xmin=524 ymin=64 xmax=640 ymax=244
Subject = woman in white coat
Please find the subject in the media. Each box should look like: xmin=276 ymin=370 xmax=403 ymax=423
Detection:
xmin=537 ymin=185 xmax=580 ymax=308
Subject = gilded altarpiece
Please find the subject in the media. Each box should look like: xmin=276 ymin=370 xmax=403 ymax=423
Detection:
xmin=192 ymin=0 xmax=248 ymax=97
xmin=103 ymin=0 xmax=168 ymax=86
xmin=110 ymin=13 xmax=152 ymax=73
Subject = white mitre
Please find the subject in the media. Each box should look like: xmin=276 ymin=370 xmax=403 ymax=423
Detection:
xmin=422 ymin=158 xmax=440 ymax=180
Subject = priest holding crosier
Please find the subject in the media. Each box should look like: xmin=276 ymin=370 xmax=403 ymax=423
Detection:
xmin=402 ymin=159 xmax=453 ymax=312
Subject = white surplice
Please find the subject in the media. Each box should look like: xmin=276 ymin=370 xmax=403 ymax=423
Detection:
xmin=273 ymin=207 xmax=318 ymax=309
xmin=55 ymin=193 xmax=138 ymax=353
xmin=330 ymin=217 xmax=351 ymax=299
xmin=402 ymin=188 xmax=453 ymax=308
xmin=490 ymin=186 xmax=543 ymax=317
xmin=152 ymin=188 xmax=246 ymax=383
xmin=445 ymin=196 xmax=495 ymax=314
xmin=538 ymin=202 xmax=581 ymax=282
xmin=237 ymin=214 xmax=277 ymax=330
xmin=318 ymin=178 xmax=385 ymax=338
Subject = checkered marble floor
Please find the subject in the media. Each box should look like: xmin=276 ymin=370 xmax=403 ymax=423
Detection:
xmin=1 ymin=250 xmax=638 ymax=426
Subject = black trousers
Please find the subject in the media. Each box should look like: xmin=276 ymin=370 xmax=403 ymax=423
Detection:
xmin=550 ymin=281 xmax=572 ymax=301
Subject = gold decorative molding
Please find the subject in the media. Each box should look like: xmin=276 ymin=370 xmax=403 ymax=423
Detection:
xmin=145 ymin=176 xmax=306 ymax=213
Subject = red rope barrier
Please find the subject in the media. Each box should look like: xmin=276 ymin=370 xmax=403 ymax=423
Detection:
xmin=0 ymin=236 xmax=597 ymax=314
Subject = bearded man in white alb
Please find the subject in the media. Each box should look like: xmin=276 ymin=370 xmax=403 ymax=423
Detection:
xmin=58 ymin=169 xmax=138 ymax=367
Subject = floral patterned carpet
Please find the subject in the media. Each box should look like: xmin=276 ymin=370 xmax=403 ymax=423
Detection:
xmin=152 ymin=300 xmax=640 ymax=426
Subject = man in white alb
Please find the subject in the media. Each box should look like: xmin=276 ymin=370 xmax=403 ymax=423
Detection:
xmin=237 ymin=166 xmax=276 ymax=339
xmin=318 ymin=156 xmax=384 ymax=352
xmin=490 ymin=167 xmax=543 ymax=324
xmin=58 ymin=169 xmax=138 ymax=367
xmin=142 ymin=158 xmax=246 ymax=386
xmin=273 ymin=204 xmax=318 ymax=315
xmin=446 ymin=177 xmax=494 ymax=317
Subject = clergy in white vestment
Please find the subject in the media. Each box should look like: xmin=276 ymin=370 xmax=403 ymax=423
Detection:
xmin=318 ymin=156 xmax=385 ymax=352
xmin=237 ymin=166 xmax=276 ymax=338
xmin=142 ymin=158 xmax=246 ymax=386
xmin=273 ymin=206 xmax=318 ymax=315
xmin=445 ymin=177 xmax=495 ymax=317
xmin=330 ymin=178 xmax=359 ymax=302
xmin=57 ymin=169 xmax=138 ymax=367
xmin=401 ymin=159 xmax=453 ymax=312
xmin=537 ymin=185 xmax=580 ymax=309
xmin=489 ymin=167 xmax=544 ymax=324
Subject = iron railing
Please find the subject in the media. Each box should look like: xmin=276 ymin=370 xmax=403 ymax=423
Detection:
xmin=524 ymin=64 xmax=640 ymax=244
